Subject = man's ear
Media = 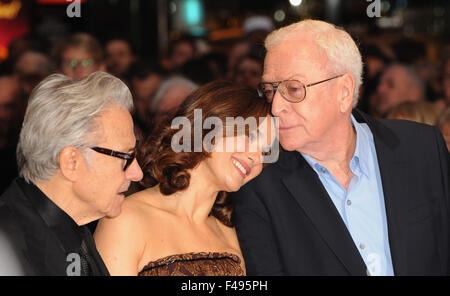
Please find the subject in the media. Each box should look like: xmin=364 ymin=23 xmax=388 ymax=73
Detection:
xmin=59 ymin=146 xmax=83 ymax=182
xmin=338 ymin=73 xmax=355 ymax=113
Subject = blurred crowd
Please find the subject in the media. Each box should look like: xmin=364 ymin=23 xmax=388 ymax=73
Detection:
xmin=0 ymin=17 xmax=449 ymax=194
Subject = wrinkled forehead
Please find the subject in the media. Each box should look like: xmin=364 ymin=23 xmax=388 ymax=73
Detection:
xmin=263 ymin=40 xmax=327 ymax=81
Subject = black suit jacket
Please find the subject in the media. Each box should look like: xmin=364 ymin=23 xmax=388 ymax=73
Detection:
xmin=231 ymin=110 xmax=450 ymax=275
xmin=0 ymin=178 xmax=110 ymax=276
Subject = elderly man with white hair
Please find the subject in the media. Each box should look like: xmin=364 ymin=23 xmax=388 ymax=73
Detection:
xmin=231 ymin=20 xmax=450 ymax=276
xmin=0 ymin=71 xmax=143 ymax=275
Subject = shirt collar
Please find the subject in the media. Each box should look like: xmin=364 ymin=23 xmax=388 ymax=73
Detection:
xmin=301 ymin=115 xmax=371 ymax=179
xmin=17 ymin=177 xmax=83 ymax=253
xmin=351 ymin=114 xmax=371 ymax=179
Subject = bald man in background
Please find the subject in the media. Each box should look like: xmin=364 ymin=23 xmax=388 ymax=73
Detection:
xmin=375 ymin=64 xmax=425 ymax=117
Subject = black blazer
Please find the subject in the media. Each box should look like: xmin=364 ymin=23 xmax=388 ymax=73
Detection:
xmin=0 ymin=178 xmax=110 ymax=276
xmin=231 ymin=110 xmax=450 ymax=276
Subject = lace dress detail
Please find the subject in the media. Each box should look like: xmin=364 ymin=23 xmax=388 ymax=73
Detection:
xmin=138 ymin=252 xmax=245 ymax=276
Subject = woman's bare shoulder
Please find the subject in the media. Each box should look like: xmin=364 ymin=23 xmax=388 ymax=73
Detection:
xmin=95 ymin=189 xmax=156 ymax=238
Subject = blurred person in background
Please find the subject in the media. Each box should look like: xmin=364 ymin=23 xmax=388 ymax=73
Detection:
xmin=13 ymin=51 xmax=55 ymax=98
xmin=387 ymin=101 xmax=441 ymax=126
xmin=149 ymin=76 xmax=198 ymax=133
xmin=436 ymin=56 xmax=450 ymax=111
xmin=242 ymin=15 xmax=274 ymax=49
xmin=360 ymin=44 xmax=392 ymax=80
xmin=0 ymin=76 xmax=26 ymax=194
xmin=105 ymin=38 xmax=136 ymax=80
xmin=375 ymin=64 xmax=425 ymax=117
xmin=180 ymin=53 xmax=227 ymax=86
xmin=0 ymin=37 xmax=36 ymax=75
xmin=227 ymin=39 xmax=251 ymax=80
xmin=357 ymin=44 xmax=392 ymax=115
xmin=201 ymin=52 xmax=228 ymax=81
xmin=151 ymin=76 xmax=198 ymax=118
xmin=233 ymin=54 xmax=263 ymax=90
xmin=128 ymin=60 xmax=165 ymax=137
xmin=227 ymin=14 xmax=271 ymax=81
xmin=56 ymin=33 xmax=105 ymax=80
xmin=0 ymin=76 xmax=25 ymax=147
xmin=415 ymin=60 xmax=441 ymax=103
xmin=438 ymin=108 xmax=450 ymax=152
xmin=165 ymin=35 xmax=196 ymax=72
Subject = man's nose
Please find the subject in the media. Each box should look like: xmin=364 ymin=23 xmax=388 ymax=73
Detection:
xmin=271 ymin=88 xmax=288 ymax=117
xmin=125 ymin=158 xmax=143 ymax=182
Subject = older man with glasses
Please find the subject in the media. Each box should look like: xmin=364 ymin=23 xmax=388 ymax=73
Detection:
xmin=231 ymin=20 xmax=450 ymax=276
xmin=0 ymin=71 xmax=143 ymax=275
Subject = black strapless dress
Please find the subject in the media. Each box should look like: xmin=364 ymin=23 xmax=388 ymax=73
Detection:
xmin=138 ymin=252 xmax=245 ymax=276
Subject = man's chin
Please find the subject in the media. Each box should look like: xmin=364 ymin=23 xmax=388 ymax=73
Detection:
xmin=105 ymin=207 xmax=122 ymax=219
xmin=279 ymin=139 xmax=301 ymax=152
xmin=105 ymin=195 xmax=125 ymax=218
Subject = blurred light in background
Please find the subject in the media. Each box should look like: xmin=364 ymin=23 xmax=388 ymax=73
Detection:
xmin=0 ymin=0 xmax=29 ymax=61
xmin=171 ymin=0 xmax=205 ymax=37
xmin=169 ymin=1 xmax=177 ymax=14
xmin=0 ymin=0 xmax=21 ymax=19
xmin=289 ymin=0 xmax=302 ymax=7
xmin=274 ymin=9 xmax=286 ymax=22
xmin=381 ymin=0 xmax=391 ymax=13
xmin=184 ymin=0 xmax=202 ymax=25
xmin=37 ymin=0 xmax=86 ymax=3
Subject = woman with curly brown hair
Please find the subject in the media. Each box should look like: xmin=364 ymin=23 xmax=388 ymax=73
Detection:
xmin=94 ymin=80 xmax=275 ymax=275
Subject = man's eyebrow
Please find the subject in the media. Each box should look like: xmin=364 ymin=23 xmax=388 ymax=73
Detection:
xmin=261 ymin=76 xmax=272 ymax=82
xmin=125 ymin=141 xmax=138 ymax=153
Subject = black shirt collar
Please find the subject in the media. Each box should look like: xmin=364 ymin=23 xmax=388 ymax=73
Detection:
xmin=17 ymin=177 xmax=83 ymax=253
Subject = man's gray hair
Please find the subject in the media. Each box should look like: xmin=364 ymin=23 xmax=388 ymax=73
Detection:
xmin=265 ymin=19 xmax=363 ymax=107
xmin=17 ymin=71 xmax=133 ymax=183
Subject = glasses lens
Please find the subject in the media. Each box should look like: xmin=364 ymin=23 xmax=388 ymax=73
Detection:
xmin=258 ymin=83 xmax=275 ymax=103
xmin=281 ymin=80 xmax=305 ymax=102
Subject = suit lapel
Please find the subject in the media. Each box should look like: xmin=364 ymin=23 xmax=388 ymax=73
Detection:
xmin=353 ymin=110 xmax=408 ymax=275
xmin=281 ymin=152 xmax=368 ymax=275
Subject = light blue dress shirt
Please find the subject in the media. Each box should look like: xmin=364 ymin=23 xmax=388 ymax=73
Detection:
xmin=302 ymin=115 xmax=394 ymax=276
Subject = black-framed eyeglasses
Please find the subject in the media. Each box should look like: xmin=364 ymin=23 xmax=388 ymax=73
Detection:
xmin=257 ymin=74 xmax=344 ymax=103
xmin=90 ymin=145 xmax=137 ymax=171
